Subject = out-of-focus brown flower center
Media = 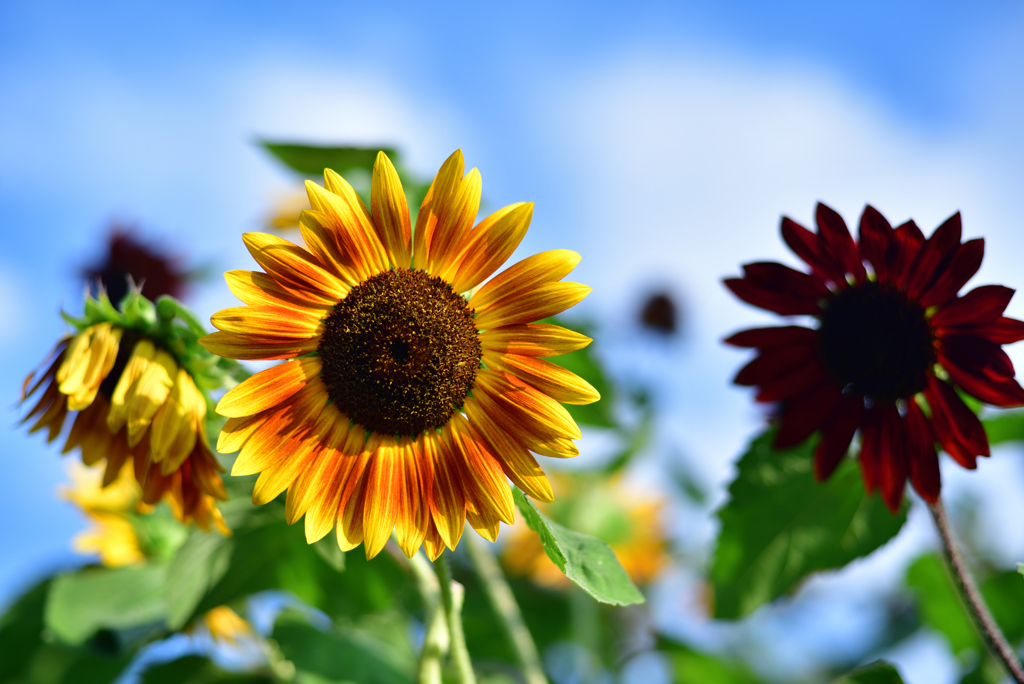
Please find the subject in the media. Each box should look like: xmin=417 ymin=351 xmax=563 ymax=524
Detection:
xmin=818 ymin=282 xmax=935 ymax=402
xmin=318 ymin=268 xmax=481 ymax=437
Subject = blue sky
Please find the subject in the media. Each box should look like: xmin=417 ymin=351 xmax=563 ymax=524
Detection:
xmin=3 ymin=3 xmax=1024 ymax=682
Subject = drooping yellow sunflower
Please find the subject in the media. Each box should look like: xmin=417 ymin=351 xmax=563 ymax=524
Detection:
xmin=23 ymin=321 xmax=228 ymax=533
xmin=63 ymin=461 xmax=150 ymax=567
xmin=202 ymin=149 xmax=597 ymax=560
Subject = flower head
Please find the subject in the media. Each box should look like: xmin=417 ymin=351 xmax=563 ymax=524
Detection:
xmin=63 ymin=462 xmax=150 ymax=567
xmin=202 ymin=150 xmax=597 ymax=560
xmin=22 ymin=294 xmax=230 ymax=533
xmin=725 ymin=204 xmax=1024 ymax=511
xmin=83 ymin=227 xmax=189 ymax=305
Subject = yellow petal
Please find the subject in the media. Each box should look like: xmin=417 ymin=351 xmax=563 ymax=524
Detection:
xmin=361 ymin=436 xmax=402 ymax=559
xmin=474 ymin=368 xmax=581 ymax=440
xmin=242 ymin=232 xmax=349 ymax=300
xmin=426 ymin=167 xmax=482 ymax=276
xmin=126 ymin=349 xmax=176 ymax=447
xmin=447 ymin=415 xmax=514 ymax=525
xmin=199 ymin=331 xmax=318 ymax=361
xmin=484 ymin=351 xmax=599 ymax=405
xmin=449 ymin=202 xmax=532 ymax=293
xmin=107 ymin=339 xmax=157 ymax=434
xmin=413 ymin=150 xmax=464 ymax=270
xmin=150 ymin=368 xmax=200 ymax=469
xmin=425 ymin=430 xmax=466 ymax=550
xmin=371 ymin=151 xmax=412 ymax=269
xmin=306 ymin=177 xmax=389 ymax=281
xmin=465 ymin=397 xmax=553 ymax=502
xmin=217 ymin=357 xmax=322 ymax=418
xmin=470 ymin=249 xmax=581 ymax=312
xmin=231 ymin=382 xmax=329 ymax=476
xmin=479 ymin=323 xmax=592 ymax=357
xmin=225 ymin=269 xmax=336 ymax=311
xmin=394 ymin=436 xmax=429 ymax=558
xmin=474 ymin=282 xmax=592 ymax=331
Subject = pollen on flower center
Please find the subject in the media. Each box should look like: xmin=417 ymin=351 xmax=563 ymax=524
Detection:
xmin=318 ymin=268 xmax=482 ymax=437
xmin=818 ymin=282 xmax=935 ymax=401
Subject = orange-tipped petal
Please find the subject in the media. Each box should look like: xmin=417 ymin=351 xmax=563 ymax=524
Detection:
xmin=470 ymin=250 xmax=581 ymax=311
xmin=449 ymin=202 xmax=533 ymax=293
xmin=484 ymin=351 xmax=600 ymax=405
xmin=474 ymin=282 xmax=592 ymax=330
xmin=217 ymin=357 xmax=322 ymax=418
xmin=371 ymin=151 xmax=412 ymax=269
xmin=480 ymin=323 xmax=592 ymax=357
xmin=242 ymin=232 xmax=349 ymax=299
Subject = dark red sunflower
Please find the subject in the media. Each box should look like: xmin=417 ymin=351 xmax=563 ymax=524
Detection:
xmin=725 ymin=203 xmax=1024 ymax=511
xmin=83 ymin=227 xmax=189 ymax=305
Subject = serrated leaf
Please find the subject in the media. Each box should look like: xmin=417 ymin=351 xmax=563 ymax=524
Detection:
xmin=260 ymin=142 xmax=397 ymax=177
xmin=711 ymin=430 xmax=907 ymax=620
xmin=513 ymin=488 xmax=644 ymax=605
xmin=830 ymin=660 xmax=906 ymax=683
xmin=45 ymin=565 xmax=168 ymax=645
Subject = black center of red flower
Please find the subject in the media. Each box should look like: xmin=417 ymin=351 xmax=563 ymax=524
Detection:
xmin=818 ymin=283 xmax=935 ymax=401
xmin=318 ymin=268 xmax=481 ymax=437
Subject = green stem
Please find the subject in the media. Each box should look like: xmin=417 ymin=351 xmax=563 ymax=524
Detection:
xmin=929 ymin=499 xmax=1024 ymax=683
xmin=466 ymin=534 xmax=549 ymax=684
xmin=409 ymin=551 xmax=448 ymax=684
xmin=434 ymin=552 xmax=476 ymax=684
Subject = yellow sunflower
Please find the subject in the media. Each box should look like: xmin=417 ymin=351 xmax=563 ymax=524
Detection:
xmin=23 ymin=321 xmax=228 ymax=533
xmin=63 ymin=461 xmax=149 ymax=567
xmin=202 ymin=149 xmax=597 ymax=560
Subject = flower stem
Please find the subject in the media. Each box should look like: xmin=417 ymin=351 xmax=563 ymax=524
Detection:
xmin=466 ymin=534 xmax=549 ymax=684
xmin=434 ymin=552 xmax=476 ymax=684
xmin=929 ymin=499 xmax=1024 ymax=683
xmin=409 ymin=551 xmax=448 ymax=684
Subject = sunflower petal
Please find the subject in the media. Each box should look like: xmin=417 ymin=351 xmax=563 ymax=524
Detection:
xmin=474 ymin=282 xmax=591 ymax=330
xmin=217 ymin=357 xmax=322 ymax=418
xmin=449 ymin=202 xmax=532 ymax=293
xmin=426 ymin=167 xmax=482 ymax=276
xmin=480 ymin=322 xmax=591 ymax=357
xmin=243 ymin=232 xmax=349 ymax=299
xmin=485 ymin=351 xmax=600 ymax=405
xmin=199 ymin=331 xmax=318 ymax=361
xmin=471 ymin=250 xmax=580 ymax=312
xmin=224 ymin=270 xmax=336 ymax=311
xmin=414 ymin=150 xmax=464 ymax=270
xmin=371 ymin=151 xmax=412 ymax=269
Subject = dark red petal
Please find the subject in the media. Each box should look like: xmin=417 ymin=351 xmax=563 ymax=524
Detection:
xmin=857 ymin=205 xmax=894 ymax=282
xmin=877 ymin=405 xmax=908 ymax=513
xmin=940 ymin=335 xmax=1015 ymax=382
xmin=918 ymin=239 xmax=984 ymax=309
xmin=931 ymin=285 xmax=1014 ymax=329
xmin=724 ymin=277 xmax=822 ymax=316
xmin=813 ymin=395 xmax=863 ymax=482
xmin=891 ymin=220 xmax=926 ymax=285
xmin=756 ymin=362 xmax=826 ymax=403
xmin=724 ymin=325 xmax=817 ymax=348
xmin=906 ymin=212 xmax=962 ymax=299
xmin=858 ymin=406 xmax=883 ymax=494
xmin=970 ymin=316 xmax=1024 ymax=345
xmin=743 ymin=261 xmax=832 ymax=301
xmin=925 ymin=376 xmax=987 ymax=468
xmin=906 ymin=398 xmax=940 ymax=504
xmin=734 ymin=344 xmax=816 ymax=386
xmin=816 ymin=203 xmax=866 ymax=283
xmin=781 ymin=216 xmax=845 ymax=284
xmin=941 ymin=350 xmax=1024 ymax=407
xmin=774 ymin=381 xmax=843 ymax=449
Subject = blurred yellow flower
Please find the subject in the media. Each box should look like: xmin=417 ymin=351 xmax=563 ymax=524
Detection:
xmin=200 ymin=606 xmax=254 ymax=645
xmin=23 ymin=322 xmax=228 ymax=533
xmin=63 ymin=462 xmax=147 ymax=567
xmin=264 ymin=189 xmax=308 ymax=232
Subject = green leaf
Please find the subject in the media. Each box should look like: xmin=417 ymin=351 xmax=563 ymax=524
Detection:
xmin=165 ymin=524 xmax=235 ymax=629
xmin=272 ymin=611 xmax=414 ymax=684
xmin=982 ymin=410 xmax=1024 ymax=445
xmin=0 ymin=579 xmax=50 ymax=679
xmin=313 ymin=536 xmax=346 ymax=572
xmin=140 ymin=655 xmax=274 ymax=684
xmin=830 ymin=660 xmax=906 ymax=683
xmin=906 ymin=553 xmax=976 ymax=655
xmin=260 ymin=142 xmax=397 ymax=177
xmin=657 ymin=636 xmax=766 ymax=684
xmin=710 ymin=430 xmax=907 ymax=619
xmin=45 ymin=565 xmax=168 ymax=645
xmin=513 ymin=488 xmax=644 ymax=605
xmin=1018 ymin=563 xmax=1024 ymax=577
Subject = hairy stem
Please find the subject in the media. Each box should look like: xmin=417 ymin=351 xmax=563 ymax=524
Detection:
xmin=929 ymin=499 xmax=1024 ymax=683
xmin=409 ymin=551 xmax=448 ymax=684
xmin=466 ymin=534 xmax=548 ymax=684
xmin=434 ymin=552 xmax=476 ymax=684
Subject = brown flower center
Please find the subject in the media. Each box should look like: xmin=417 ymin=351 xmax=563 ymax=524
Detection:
xmin=818 ymin=282 xmax=935 ymax=402
xmin=318 ymin=268 xmax=481 ymax=437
